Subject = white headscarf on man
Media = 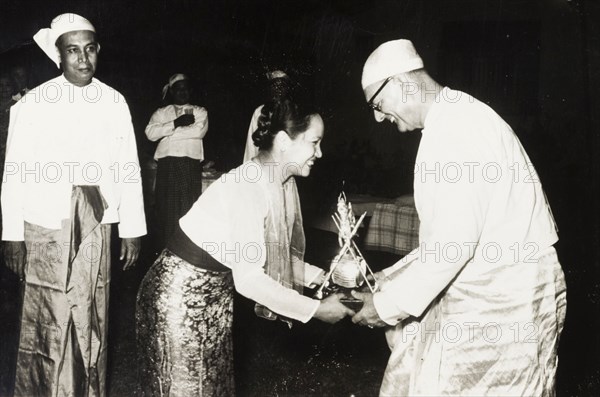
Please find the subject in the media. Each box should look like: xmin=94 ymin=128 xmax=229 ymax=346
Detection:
xmin=33 ymin=13 xmax=96 ymax=68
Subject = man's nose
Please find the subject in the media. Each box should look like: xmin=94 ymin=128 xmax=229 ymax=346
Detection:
xmin=78 ymin=51 xmax=88 ymax=63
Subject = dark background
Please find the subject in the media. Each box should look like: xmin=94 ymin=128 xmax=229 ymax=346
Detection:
xmin=1 ymin=0 xmax=599 ymax=395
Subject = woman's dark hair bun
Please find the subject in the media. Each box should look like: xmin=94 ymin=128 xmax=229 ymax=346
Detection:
xmin=251 ymin=96 xmax=318 ymax=151
xmin=252 ymin=106 xmax=275 ymax=150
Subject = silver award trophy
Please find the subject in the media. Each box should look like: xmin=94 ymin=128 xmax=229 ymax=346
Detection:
xmin=314 ymin=192 xmax=378 ymax=310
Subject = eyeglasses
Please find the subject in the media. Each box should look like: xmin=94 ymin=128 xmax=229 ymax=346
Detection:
xmin=367 ymin=76 xmax=393 ymax=112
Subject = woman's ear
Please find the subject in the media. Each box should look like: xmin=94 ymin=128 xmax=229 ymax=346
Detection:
xmin=273 ymin=130 xmax=291 ymax=152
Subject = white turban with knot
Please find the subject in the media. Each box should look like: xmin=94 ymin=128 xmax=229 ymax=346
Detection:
xmin=162 ymin=74 xmax=189 ymax=99
xmin=33 ymin=13 xmax=96 ymax=68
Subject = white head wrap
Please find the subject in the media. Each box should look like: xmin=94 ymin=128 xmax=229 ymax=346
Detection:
xmin=162 ymin=73 xmax=189 ymax=99
xmin=361 ymin=39 xmax=424 ymax=89
xmin=33 ymin=13 xmax=96 ymax=68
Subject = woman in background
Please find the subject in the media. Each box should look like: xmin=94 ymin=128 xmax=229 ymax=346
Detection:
xmin=136 ymin=97 xmax=353 ymax=396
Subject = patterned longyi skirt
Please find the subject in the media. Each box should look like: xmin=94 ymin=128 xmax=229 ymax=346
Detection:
xmin=136 ymin=249 xmax=234 ymax=396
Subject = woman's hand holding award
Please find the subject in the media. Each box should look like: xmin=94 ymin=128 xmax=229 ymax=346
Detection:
xmin=314 ymin=193 xmax=379 ymax=311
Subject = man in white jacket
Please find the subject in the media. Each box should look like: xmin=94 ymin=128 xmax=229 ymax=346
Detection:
xmin=145 ymin=73 xmax=208 ymax=246
xmin=352 ymin=39 xmax=566 ymax=396
xmin=2 ymin=13 xmax=146 ymax=396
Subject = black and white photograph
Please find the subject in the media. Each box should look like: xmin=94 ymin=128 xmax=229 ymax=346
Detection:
xmin=0 ymin=0 xmax=599 ymax=396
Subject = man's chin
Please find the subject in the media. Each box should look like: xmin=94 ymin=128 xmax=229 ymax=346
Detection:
xmin=65 ymin=72 xmax=94 ymax=86
xmin=72 ymin=79 xmax=93 ymax=87
xmin=395 ymin=123 xmax=407 ymax=133
xmin=394 ymin=121 xmax=416 ymax=133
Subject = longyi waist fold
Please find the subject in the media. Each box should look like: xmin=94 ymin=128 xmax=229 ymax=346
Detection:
xmin=166 ymin=225 xmax=230 ymax=272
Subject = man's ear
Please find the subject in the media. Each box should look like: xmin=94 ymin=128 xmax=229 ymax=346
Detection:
xmin=55 ymin=47 xmax=61 ymax=64
xmin=393 ymin=73 xmax=417 ymax=97
xmin=96 ymin=43 xmax=101 ymax=54
xmin=393 ymin=73 xmax=410 ymax=84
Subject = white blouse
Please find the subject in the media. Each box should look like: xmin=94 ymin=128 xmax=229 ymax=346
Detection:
xmin=179 ymin=161 xmax=323 ymax=323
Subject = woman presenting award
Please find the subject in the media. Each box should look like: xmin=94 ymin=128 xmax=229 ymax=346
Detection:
xmin=136 ymin=97 xmax=354 ymax=396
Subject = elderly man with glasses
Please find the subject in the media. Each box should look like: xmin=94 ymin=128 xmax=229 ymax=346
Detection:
xmin=352 ymin=39 xmax=566 ymax=396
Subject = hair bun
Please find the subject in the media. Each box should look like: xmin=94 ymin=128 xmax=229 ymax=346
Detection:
xmin=251 ymin=97 xmax=319 ymax=152
xmin=252 ymin=105 xmax=275 ymax=150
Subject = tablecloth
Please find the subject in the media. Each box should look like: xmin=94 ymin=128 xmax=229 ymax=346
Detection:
xmin=363 ymin=202 xmax=420 ymax=256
